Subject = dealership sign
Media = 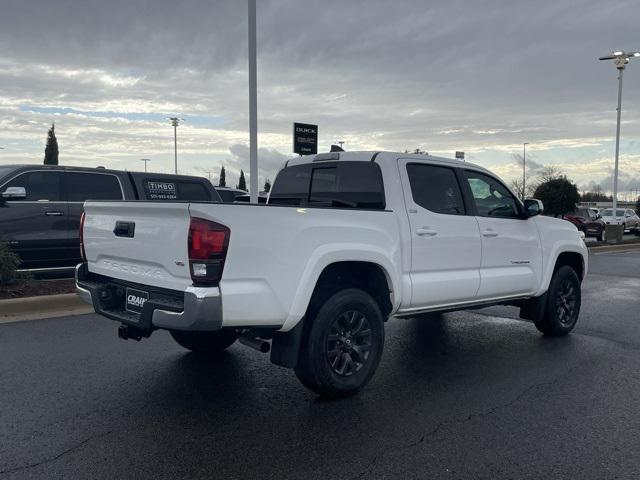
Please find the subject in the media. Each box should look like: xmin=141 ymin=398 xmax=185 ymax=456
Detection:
xmin=455 ymin=151 xmax=465 ymax=160
xmin=293 ymin=122 xmax=318 ymax=155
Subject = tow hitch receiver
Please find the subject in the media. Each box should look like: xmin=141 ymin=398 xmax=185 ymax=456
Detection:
xmin=118 ymin=324 xmax=152 ymax=341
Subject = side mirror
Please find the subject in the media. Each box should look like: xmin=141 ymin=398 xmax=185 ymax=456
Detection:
xmin=1 ymin=186 xmax=26 ymax=200
xmin=524 ymin=198 xmax=543 ymax=218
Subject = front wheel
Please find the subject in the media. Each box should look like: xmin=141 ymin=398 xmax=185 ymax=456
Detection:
xmin=597 ymin=228 xmax=605 ymax=242
xmin=295 ymin=288 xmax=385 ymax=398
xmin=170 ymin=329 xmax=238 ymax=354
xmin=534 ymin=266 xmax=581 ymax=336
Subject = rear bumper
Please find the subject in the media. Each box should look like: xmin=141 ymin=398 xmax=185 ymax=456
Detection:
xmin=75 ymin=263 xmax=223 ymax=331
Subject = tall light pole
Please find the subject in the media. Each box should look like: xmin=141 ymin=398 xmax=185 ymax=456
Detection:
xmin=522 ymin=142 xmax=529 ymax=200
xmin=599 ymin=50 xmax=640 ymax=219
xmin=169 ymin=117 xmax=182 ymax=174
xmin=248 ymin=0 xmax=258 ymax=204
xmin=140 ymin=158 xmax=151 ymax=172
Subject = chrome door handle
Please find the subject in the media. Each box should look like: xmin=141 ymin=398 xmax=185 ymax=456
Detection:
xmin=416 ymin=228 xmax=437 ymax=237
xmin=482 ymin=229 xmax=498 ymax=237
xmin=45 ymin=211 xmax=64 ymax=216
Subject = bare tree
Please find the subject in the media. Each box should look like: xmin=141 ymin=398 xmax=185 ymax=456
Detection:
xmin=509 ymin=178 xmax=536 ymax=199
xmin=404 ymin=148 xmax=428 ymax=155
xmin=537 ymin=165 xmax=563 ymax=184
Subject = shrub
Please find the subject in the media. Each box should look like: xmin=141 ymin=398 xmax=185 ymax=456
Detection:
xmin=0 ymin=242 xmax=21 ymax=286
xmin=533 ymin=177 xmax=580 ymax=217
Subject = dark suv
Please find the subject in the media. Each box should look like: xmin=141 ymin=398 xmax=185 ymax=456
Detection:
xmin=0 ymin=165 xmax=220 ymax=270
xmin=563 ymin=207 xmax=605 ymax=241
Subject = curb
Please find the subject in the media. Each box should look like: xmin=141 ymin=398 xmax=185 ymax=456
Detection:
xmin=0 ymin=293 xmax=93 ymax=324
xmin=588 ymin=242 xmax=640 ymax=253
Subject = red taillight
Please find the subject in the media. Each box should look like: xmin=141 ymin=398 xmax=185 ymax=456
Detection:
xmin=188 ymin=217 xmax=230 ymax=286
xmin=79 ymin=211 xmax=87 ymax=261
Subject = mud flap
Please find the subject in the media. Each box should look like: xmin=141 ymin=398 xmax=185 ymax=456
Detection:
xmin=519 ymin=292 xmax=548 ymax=322
xmin=270 ymin=318 xmax=305 ymax=368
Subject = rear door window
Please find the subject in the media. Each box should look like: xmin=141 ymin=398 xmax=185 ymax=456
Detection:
xmin=64 ymin=172 xmax=123 ymax=201
xmin=406 ymin=163 xmax=465 ymax=215
xmin=4 ymin=171 xmax=62 ymax=201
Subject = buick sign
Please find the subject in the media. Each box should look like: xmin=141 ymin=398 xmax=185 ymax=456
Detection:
xmin=293 ymin=122 xmax=318 ymax=155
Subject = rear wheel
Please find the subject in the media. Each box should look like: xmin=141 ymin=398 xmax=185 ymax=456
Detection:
xmin=170 ymin=329 xmax=238 ymax=354
xmin=534 ymin=265 xmax=581 ymax=336
xmin=295 ymin=288 xmax=385 ymax=398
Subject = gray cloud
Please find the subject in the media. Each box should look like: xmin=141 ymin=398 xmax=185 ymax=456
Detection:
xmin=582 ymin=174 xmax=640 ymax=196
xmin=0 ymin=0 xmax=639 ymax=189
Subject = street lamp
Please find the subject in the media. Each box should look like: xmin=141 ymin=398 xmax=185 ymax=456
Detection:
xmin=599 ymin=50 xmax=640 ymax=219
xmin=168 ymin=117 xmax=183 ymax=174
xmin=248 ymin=0 xmax=258 ymax=204
xmin=522 ymin=142 xmax=529 ymax=200
xmin=140 ymin=158 xmax=151 ymax=172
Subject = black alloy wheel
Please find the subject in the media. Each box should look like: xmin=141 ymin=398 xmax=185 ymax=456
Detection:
xmin=554 ymin=279 xmax=578 ymax=327
xmin=326 ymin=310 xmax=372 ymax=377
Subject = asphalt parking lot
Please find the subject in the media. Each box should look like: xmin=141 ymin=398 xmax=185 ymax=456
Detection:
xmin=1 ymin=250 xmax=640 ymax=479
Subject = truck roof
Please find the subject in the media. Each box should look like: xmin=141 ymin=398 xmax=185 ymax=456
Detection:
xmin=284 ymin=150 xmax=490 ymax=174
xmin=0 ymin=164 xmax=213 ymax=182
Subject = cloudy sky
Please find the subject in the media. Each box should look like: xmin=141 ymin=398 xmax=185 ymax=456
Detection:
xmin=1 ymin=0 xmax=639 ymax=195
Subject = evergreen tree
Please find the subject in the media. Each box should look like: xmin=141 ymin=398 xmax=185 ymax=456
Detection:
xmin=219 ymin=166 xmax=226 ymax=187
xmin=43 ymin=123 xmax=59 ymax=165
xmin=237 ymin=170 xmax=247 ymax=191
xmin=533 ymin=177 xmax=580 ymax=217
xmin=263 ymin=178 xmax=271 ymax=193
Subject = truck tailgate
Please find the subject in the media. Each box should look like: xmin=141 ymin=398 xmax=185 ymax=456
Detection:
xmin=83 ymin=202 xmax=192 ymax=291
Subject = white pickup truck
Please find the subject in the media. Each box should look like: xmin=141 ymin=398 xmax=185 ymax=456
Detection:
xmin=76 ymin=151 xmax=588 ymax=397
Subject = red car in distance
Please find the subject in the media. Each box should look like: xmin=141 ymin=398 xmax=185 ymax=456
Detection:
xmin=563 ymin=207 xmax=605 ymax=241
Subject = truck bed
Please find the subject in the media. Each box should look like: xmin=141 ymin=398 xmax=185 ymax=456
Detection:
xmin=82 ymin=201 xmax=402 ymax=329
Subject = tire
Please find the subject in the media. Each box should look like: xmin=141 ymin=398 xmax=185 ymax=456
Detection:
xmin=597 ymin=228 xmax=605 ymax=242
xmin=622 ymin=223 xmax=626 ymax=232
xmin=295 ymin=288 xmax=385 ymax=398
xmin=170 ymin=329 xmax=238 ymax=354
xmin=534 ymin=265 xmax=581 ymax=336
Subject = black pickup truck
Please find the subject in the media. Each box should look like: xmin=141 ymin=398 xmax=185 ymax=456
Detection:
xmin=0 ymin=165 xmax=221 ymax=271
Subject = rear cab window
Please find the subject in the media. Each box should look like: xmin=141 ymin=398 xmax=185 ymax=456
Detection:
xmin=269 ymin=161 xmax=385 ymax=209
